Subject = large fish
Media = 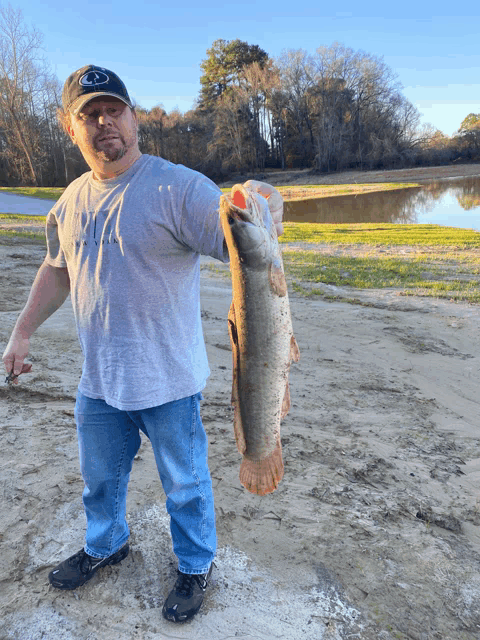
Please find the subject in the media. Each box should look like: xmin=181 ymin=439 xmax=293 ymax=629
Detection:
xmin=219 ymin=184 xmax=300 ymax=496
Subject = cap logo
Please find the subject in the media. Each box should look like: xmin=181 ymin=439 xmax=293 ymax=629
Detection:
xmin=79 ymin=70 xmax=109 ymax=87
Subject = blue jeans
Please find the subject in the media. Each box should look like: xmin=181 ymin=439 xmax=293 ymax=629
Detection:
xmin=74 ymin=390 xmax=216 ymax=574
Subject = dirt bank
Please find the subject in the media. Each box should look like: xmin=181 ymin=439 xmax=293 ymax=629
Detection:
xmin=1 ymin=238 xmax=480 ymax=639
xmin=220 ymin=162 xmax=480 ymax=187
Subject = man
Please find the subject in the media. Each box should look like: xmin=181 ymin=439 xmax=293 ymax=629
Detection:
xmin=2 ymin=65 xmax=283 ymax=624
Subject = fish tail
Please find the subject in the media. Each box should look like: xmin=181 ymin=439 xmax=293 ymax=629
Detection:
xmin=239 ymin=440 xmax=284 ymax=496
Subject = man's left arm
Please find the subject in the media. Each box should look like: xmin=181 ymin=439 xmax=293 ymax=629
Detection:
xmin=179 ymin=174 xmax=284 ymax=260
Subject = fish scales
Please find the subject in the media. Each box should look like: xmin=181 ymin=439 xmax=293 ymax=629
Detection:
xmin=219 ymin=184 xmax=300 ymax=496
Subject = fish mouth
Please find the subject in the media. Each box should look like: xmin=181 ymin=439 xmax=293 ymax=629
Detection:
xmin=232 ymin=187 xmax=248 ymax=210
xmin=227 ymin=187 xmax=255 ymax=225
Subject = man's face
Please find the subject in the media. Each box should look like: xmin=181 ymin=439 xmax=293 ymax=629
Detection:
xmin=68 ymin=97 xmax=138 ymax=164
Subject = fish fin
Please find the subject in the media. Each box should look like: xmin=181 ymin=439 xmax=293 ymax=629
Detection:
xmin=281 ymin=381 xmax=291 ymax=420
xmin=280 ymin=336 xmax=300 ymax=420
xmin=239 ymin=439 xmax=284 ymax=496
xmin=228 ymin=301 xmax=246 ymax=455
xmin=290 ymin=335 xmax=300 ymax=362
xmin=268 ymin=262 xmax=287 ymax=297
xmin=280 ymin=336 xmax=300 ymax=421
xmin=233 ymin=407 xmax=247 ymax=455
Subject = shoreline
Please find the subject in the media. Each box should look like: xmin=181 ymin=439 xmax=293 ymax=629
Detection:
xmin=219 ymin=161 xmax=480 ymax=188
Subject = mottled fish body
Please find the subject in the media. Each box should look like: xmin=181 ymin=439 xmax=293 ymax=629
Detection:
xmin=219 ymin=184 xmax=300 ymax=496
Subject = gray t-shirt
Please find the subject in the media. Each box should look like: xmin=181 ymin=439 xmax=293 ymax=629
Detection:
xmin=45 ymin=154 xmax=228 ymax=410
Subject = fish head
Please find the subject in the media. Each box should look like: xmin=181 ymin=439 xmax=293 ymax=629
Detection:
xmin=231 ymin=185 xmax=275 ymax=237
xmin=221 ymin=184 xmax=278 ymax=267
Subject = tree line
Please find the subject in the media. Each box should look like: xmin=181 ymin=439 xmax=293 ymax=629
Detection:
xmin=1 ymin=5 xmax=479 ymax=187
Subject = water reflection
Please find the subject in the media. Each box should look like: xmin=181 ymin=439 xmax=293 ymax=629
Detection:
xmin=284 ymin=175 xmax=480 ymax=230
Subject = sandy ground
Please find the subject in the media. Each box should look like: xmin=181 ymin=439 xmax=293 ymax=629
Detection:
xmin=1 ymin=234 xmax=480 ymax=640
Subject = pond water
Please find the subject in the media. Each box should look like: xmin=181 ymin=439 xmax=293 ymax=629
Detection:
xmin=283 ymin=175 xmax=480 ymax=231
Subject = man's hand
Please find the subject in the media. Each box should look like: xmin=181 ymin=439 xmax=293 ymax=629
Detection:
xmin=243 ymin=180 xmax=284 ymax=236
xmin=1 ymin=260 xmax=70 ymax=385
xmin=2 ymin=332 xmax=32 ymax=385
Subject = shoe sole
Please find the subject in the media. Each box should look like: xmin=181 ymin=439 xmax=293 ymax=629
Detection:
xmin=162 ymin=600 xmax=204 ymax=623
xmin=49 ymin=544 xmax=130 ymax=590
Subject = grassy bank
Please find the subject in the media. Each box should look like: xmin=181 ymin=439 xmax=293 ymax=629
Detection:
xmin=283 ymin=248 xmax=480 ymax=304
xmin=0 ymin=214 xmax=47 ymax=242
xmin=0 ymin=187 xmax=64 ymax=200
xmin=280 ymin=224 xmax=480 ymax=303
xmin=276 ymin=182 xmax=420 ymax=200
xmin=281 ymin=223 xmax=480 ymax=248
xmin=220 ymin=182 xmax=420 ymax=200
xmin=1 ymin=183 xmax=419 ymax=203
xmin=205 ymin=223 xmax=480 ymax=304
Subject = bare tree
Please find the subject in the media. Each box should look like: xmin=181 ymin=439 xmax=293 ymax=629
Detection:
xmin=0 ymin=4 xmax=47 ymax=184
xmin=273 ymin=49 xmax=316 ymax=167
xmin=271 ymin=42 xmax=424 ymax=173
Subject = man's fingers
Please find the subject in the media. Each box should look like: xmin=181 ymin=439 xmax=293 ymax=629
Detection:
xmin=2 ymin=333 xmax=30 ymax=382
xmin=12 ymin=362 xmax=32 ymax=377
xmin=3 ymin=352 xmax=32 ymax=384
xmin=12 ymin=357 xmax=25 ymax=376
xmin=3 ymin=355 xmax=14 ymax=376
xmin=243 ymin=179 xmax=276 ymax=198
xmin=4 ymin=362 xmax=32 ymax=385
xmin=243 ymin=180 xmax=284 ymax=236
xmin=243 ymin=179 xmax=283 ymax=214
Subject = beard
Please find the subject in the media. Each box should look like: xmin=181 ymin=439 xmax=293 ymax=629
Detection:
xmin=93 ymin=129 xmax=136 ymax=163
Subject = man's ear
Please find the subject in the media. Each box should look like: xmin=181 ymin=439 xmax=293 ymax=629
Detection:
xmin=66 ymin=117 xmax=77 ymax=145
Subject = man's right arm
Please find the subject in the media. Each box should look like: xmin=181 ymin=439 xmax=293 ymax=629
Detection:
xmin=2 ymin=260 xmax=70 ymax=384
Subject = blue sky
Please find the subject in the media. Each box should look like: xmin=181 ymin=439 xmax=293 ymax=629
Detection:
xmin=19 ymin=0 xmax=480 ymax=137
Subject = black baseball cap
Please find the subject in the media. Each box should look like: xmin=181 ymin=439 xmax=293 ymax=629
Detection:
xmin=62 ymin=64 xmax=134 ymax=115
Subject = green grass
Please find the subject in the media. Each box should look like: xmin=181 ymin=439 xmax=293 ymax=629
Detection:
xmin=279 ymin=224 xmax=480 ymax=302
xmin=276 ymin=182 xmax=420 ymax=200
xmin=203 ymin=222 xmax=480 ymax=304
xmin=283 ymin=250 xmax=480 ymax=303
xmin=276 ymin=183 xmax=418 ymax=189
xmin=0 ymin=229 xmax=46 ymax=242
xmin=202 ymin=247 xmax=480 ymax=304
xmin=0 ymin=187 xmax=64 ymax=200
xmin=0 ymin=213 xmax=47 ymax=222
xmin=280 ymin=223 xmax=480 ymax=248
xmin=0 ymin=213 xmax=47 ymax=243
xmin=284 ymin=251 xmax=425 ymax=288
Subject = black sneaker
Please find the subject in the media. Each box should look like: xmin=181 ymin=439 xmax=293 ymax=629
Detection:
xmin=48 ymin=544 xmax=129 ymax=590
xmin=162 ymin=564 xmax=213 ymax=623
